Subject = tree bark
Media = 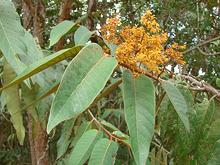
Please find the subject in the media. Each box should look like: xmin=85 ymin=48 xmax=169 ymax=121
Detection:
xmin=22 ymin=0 xmax=34 ymax=30
xmin=27 ymin=115 xmax=49 ymax=165
xmin=22 ymin=0 xmax=45 ymax=46
xmin=33 ymin=0 xmax=46 ymax=46
xmin=87 ymin=0 xmax=97 ymax=30
xmin=54 ymin=0 xmax=73 ymax=51
xmin=21 ymin=2 xmax=48 ymax=163
xmin=24 ymin=86 xmax=49 ymax=165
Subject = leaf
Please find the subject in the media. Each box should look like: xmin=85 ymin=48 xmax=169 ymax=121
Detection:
xmin=21 ymin=84 xmax=39 ymax=121
xmin=101 ymin=108 xmax=124 ymax=119
xmin=88 ymin=138 xmax=118 ymax=165
xmin=3 ymin=62 xmax=25 ymax=145
xmin=47 ymin=43 xmax=117 ymax=133
xmin=70 ymin=120 xmax=92 ymax=148
xmin=0 ymin=0 xmax=57 ymax=90
xmin=208 ymin=119 xmax=220 ymax=143
xmin=177 ymin=85 xmax=194 ymax=111
xmin=0 ymin=0 xmax=27 ymax=73
xmin=92 ymin=79 xmax=122 ymax=107
xmin=21 ymin=30 xmax=44 ymax=63
xmin=162 ymin=80 xmax=190 ymax=132
xmin=0 ymin=46 xmax=82 ymax=91
xmin=74 ymin=26 xmax=94 ymax=45
xmin=57 ymin=118 xmax=76 ymax=159
xmin=103 ymin=39 xmax=118 ymax=56
xmin=207 ymin=140 xmax=220 ymax=165
xmin=100 ymin=120 xmax=119 ymax=131
xmin=204 ymin=99 xmax=215 ymax=125
xmin=49 ymin=20 xmax=77 ymax=47
xmin=122 ymin=70 xmax=155 ymax=165
xmin=216 ymin=78 xmax=220 ymax=88
xmin=22 ymin=82 xmax=59 ymax=111
xmin=67 ymin=129 xmax=101 ymax=165
xmin=0 ymin=1 xmax=45 ymax=74
xmin=112 ymin=130 xmax=130 ymax=141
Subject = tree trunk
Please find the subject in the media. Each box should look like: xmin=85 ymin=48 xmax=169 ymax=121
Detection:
xmin=22 ymin=0 xmax=33 ymax=29
xmin=87 ymin=0 xmax=97 ymax=31
xmin=21 ymin=1 xmax=48 ymax=164
xmin=27 ymin=114 xmax=49 ymax=165
xmin=54 ymin=0 xmax=73 ymax=51
xmin=33 ymin=0 xmax=46 ymax=46
xmin=22 ymin=0 xmax=45 ymax=46
xmin=23 ymin=85 xmax=49 ymax=165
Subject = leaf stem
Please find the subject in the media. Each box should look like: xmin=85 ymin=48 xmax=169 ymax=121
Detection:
xmin=87 ymin=110 xmax=131 ymax=148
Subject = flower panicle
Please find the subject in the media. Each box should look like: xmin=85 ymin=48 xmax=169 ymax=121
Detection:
xmin=101 ymin=10 xmax=186 ymax=75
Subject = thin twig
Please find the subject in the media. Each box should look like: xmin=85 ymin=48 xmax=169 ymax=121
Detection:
xmin=183 ymin=36 xmax=220 ymax=54
xmin=155 ymin=92 xmax=166 ymax=116
xmin=197 ymin=47 xmax=220 ymax=56
xmin=151 ymin=141 xmax=170 ymax=155
xmin=87 ymin=110 xmax=131 ymax=147
xmin=181 ymin=75 xmax=220 ymax=100
xmin=119 ymin=62 xmax=160 ymax=81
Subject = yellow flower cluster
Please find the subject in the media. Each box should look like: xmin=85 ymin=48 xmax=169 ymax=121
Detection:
xmin=140 ymin=10 xmax=160 ymax=33
xmin=101 ymin=10 xmax=185 ymax=74
xmin=165 ymin=43 xmax=186 ymax=65
xmin=100 ymin=17 xmax=120 ymax=45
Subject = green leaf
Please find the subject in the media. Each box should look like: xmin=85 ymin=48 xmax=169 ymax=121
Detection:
xmin=101 ymin=108 xmax=124 ymax=119
xmin=216 ymin=78 xmax=220 ymax=88
xmin=22 ymin=82 xmax=59 ymax=111
xmin=208 ymin=140 xmax=220 ymax=165
xmin=100 ymin=120 xmax=119 ymax=131
xmin=112 ymin=130 xmax=129 ymax=139
xmin=3 ymin=62 xmax=25 ymax=145
xmin=122 ymin=70 xmax=155 ymax=165
xmin=208 ymin=119 xmax=220 ymax=143
xmin=0 ymin=46 xmax=82 ymax=91
xmin=67 ymin=129 xmax=101 ymax=165
xmin=162 ymin=80 xmax=190 ymax=132
xmin=92 ymin=79 xmax=122 ymax=107
xmin=70 ymin=120 xmax=92 ymax=148
xmin=21 ymin=84 xmax=39 ymax=122
xmin=74 ymin=26 xmax=94 ymax=45
xmin=47 ymin=43 xmax=117 ymax=133
xmin=0 ymin=0 xmax=56 ymax=90
xmin=0 ymin=0 xmax=45 ymax=75
xmin=88 ymin=138 xmax=118 ymax=165
xmin=0 ymin=0 xmax=27 ymax=73
xmin=203 ymin=98 xmax=215 ymax=126
xmin=49 ymin=20 xmax=77 ymax=47
xmin=57 ymin=118 xmax=76 ymax=159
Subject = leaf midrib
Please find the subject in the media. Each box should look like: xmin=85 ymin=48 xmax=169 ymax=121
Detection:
xmin=132 ymin=78 xmax=141 ymax=164
xmin=0 ymin=13 xmax=23 ymax=66
xmin=50 ymin=55 xmax=114 ymax=124
xmin=99 ymin=140 xmax=112 ymax=165
xmin=77 ymin=132 xmax=99 ymax=165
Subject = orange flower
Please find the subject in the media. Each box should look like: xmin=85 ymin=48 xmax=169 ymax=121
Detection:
xmin=101 ymin=10 xmax=185 ymax=75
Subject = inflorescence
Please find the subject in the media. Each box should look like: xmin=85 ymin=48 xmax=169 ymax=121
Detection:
xmin=101 ymin=10 xmax=185 ymax=75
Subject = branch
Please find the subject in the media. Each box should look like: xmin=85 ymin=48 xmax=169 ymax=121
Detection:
xmin=119 ymin=62 xmax=160 ymax=81
xmin=87 ymin=0 xmax=97 ymax=30
xmin=183 ymin=36 xmax=220 ymax=54
xmin=57 ymin=0 xmax=73 ymax=22
xmin=181 ymin=75 xmax=220 ymax=100
xmin=22 ymin=0 xmax=35 ymax=16
xmin=197 ymin=47 xmax=220 ymax=56
xmin=87 ymin=110 xmax=131 ymax=147
xmin=22 ymin=0 xmax=35 ymax=29
xmin=33 ymin=0 xmax=46 ymax=46
xmin=54 ymin=0 xmax=73 ymax=51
